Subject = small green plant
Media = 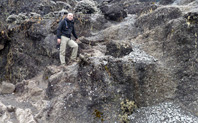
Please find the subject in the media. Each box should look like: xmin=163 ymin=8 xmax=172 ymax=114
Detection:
xmin=93 ymin=109 xmax=104 ymax=122
xmin=5 ymin=47 xmax=14 ymax=81
xmin=104 ymin=65 xmax=111 ymax=76
xmin=140 ymin=8 xmax=153 ymax=17
xmin=186 ymin=15 xmax=198 ymax=27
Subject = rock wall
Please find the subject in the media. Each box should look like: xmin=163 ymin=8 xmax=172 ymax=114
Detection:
xmin=0 ymin=0 xmax=198 ymax=122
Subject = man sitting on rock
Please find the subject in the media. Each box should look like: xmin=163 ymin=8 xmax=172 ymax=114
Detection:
xmin=57 ymin=13 xmax=79 ymax=65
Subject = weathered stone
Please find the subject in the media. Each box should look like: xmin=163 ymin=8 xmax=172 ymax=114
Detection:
xmin=7 ymin=105 xmax=16 ymax=112
xmin=123 ymin=2 xmax=158 ymax=15
xmin=105 ymin=40 xmax=133 ymax=58
xmin=0 ymin=82 xmax=15 ymax=94
xmin=159 ymin=0 xmax=175 ymax=5
xmin=6 ymin=13 xmax=28 ymax=24
xmin=37 ymin=4 xmax=52 ymax=16
xmin=135 ymin=7 xmax=182 ymax=30
xmin=56 ymin=1 xmax=72 ymax=10
xmin=0 ymin=102 xmax=11 ymax=122
xmin=58 ymin=9 xmax=68 ymax=15
xmin=15 ymin=108 xmax=36 ymax=123
xmin=0 ymin=44 xmax=4 ymax=50
xmin=43 ymin=9 xmax=68 ymax=18
xmin=100 ymin=3 xmax=127 ymax=21
xmin=14 ymin=82 xmax=25 ymax=94
xmin=129 ymin=102 xmax=198 ymax=123
xmin=176 ymin=0 xmax=196 ymax=5
xmin=29 ymin=12 xmax=41 ymax=18
xmin=6 ymin=14 xmax=18 ymax=23
xmin=75 ymin=1 xmax=96 ymax=14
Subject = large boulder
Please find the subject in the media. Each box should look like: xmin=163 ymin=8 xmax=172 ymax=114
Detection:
xmin=100 ymin=3 xmax=127 ymax=21
xmin=74 ymin=1 xmax=96 ymax=14
xmin=0 ymin=81 xmax=15 ymax=94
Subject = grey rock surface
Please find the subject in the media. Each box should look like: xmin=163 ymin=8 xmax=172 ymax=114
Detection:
xmin=0 ymin=81 xmax=15 ymax=94
xmin=99 ymin=1 xmax=127 ymax=21
xmin=0 ymin=0 xmax=198 ymax=122
xmin=129 ymin=102 xmax=198 ymax=123
xmin=105 ymin=40 xmax=133 ymax=58
xmin=75 ymin=1 xmax=97 ymax=14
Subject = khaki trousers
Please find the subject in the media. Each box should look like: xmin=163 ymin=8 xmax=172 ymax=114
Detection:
xmin=60 ymin=36 xmax=78 ymax=64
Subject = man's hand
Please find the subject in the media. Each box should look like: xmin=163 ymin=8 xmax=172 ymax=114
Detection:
xmin=57 ymin=39 xmax=61 ymax=44
xmin=76 ymin=39 xmax=81 ymax=44
xmin=76 ymin=39 xmax=80 ymax=42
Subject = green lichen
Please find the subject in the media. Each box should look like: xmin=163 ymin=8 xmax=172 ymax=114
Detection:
xmin=119 ymin=99 xmax=137 ymax=123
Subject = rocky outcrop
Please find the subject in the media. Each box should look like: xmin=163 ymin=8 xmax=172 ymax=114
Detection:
xmin=135 ymin=7 xmax=182 ymax=31
xmin=11 ymin=50 xmax=174 ymax=122
xmin=134 ymin=5 xmax=198 ymax=117
xmin=1 ymin=0 xmax=198 ymax=122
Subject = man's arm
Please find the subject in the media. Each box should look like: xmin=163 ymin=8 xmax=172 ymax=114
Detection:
xmin=72 ymin=26 xmax=78 ymax=40
xmin=57 ymin=20 xmax=64 ymax=39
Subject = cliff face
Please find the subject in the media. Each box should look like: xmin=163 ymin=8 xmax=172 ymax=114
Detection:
xmin=0 ymin=0 xmax=198 ymax=122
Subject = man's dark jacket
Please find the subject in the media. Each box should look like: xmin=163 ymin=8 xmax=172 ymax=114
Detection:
xmin=57 ymin=18 xmax=78 ymax=39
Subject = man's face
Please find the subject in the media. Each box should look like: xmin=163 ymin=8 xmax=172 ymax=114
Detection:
xmin=67 ymin=13 xmax=73 ymax=21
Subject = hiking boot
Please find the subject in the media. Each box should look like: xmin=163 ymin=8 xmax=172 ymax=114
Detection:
xmin=60 ymin=63 xmax=66 ymax=69
xmin=67 ymin=59 xmax=77 ymax=65
xmin=60 ymin=63 xmax=66 ymax=66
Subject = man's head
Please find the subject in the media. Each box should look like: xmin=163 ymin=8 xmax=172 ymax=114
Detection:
xmin=67 ymin=13 xmax=74 ymax=21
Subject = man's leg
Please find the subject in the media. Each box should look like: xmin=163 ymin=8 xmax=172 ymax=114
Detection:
xmin=59 ymin=36 xmax=69 ymax=64
xmin=68 ymin=39 xmax=78 ymax=60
